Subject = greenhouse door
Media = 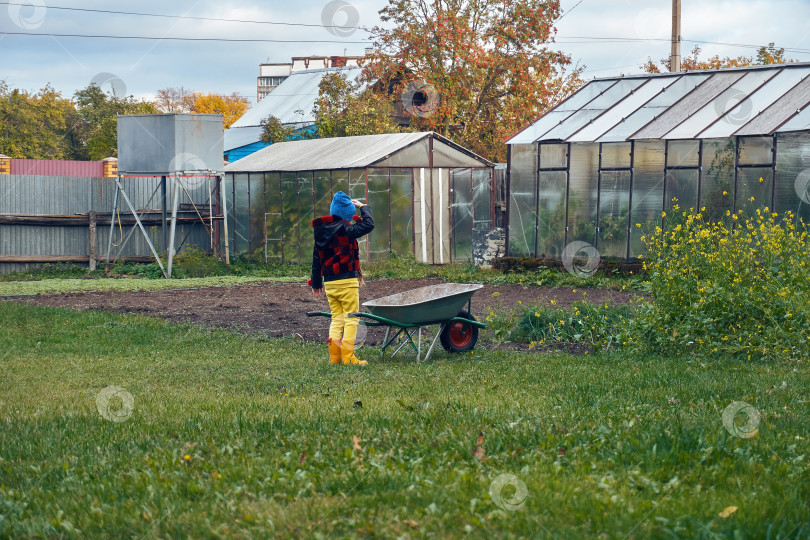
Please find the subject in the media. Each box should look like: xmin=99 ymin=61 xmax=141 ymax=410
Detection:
xmin=414 ymin=167 xmax=451 ymax=264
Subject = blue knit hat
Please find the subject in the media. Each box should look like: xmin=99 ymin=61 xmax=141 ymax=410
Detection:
xmin=330 ymin=191 xmax=355 ymax=222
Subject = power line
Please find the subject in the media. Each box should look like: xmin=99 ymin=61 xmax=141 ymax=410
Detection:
xmin=557 ymin=0 xmax=585 ymax=23
xmin=4 ymin=0 xmax=806 ymax=59
xmin=561 ymin=36 xmax=669 ymax=42
xmin=3 ymin=2 xmax=804 ymax=54
xmin=4 ymin=29 xmax=809 ymax=56
xmin=682 ymin=38 xmax=810 ymax=55
xmin=0 ymin=31 xmax=678 ymax=46
xmin=559 ymin=34 xmax=810 ymax=55
xmin=0 ymin=1 xmax=359 ymax=31
xmin=2 ymin=0 xmax=807 ymax=57
xmin=557 ymin=36 xmax=810 ymax=56
xmin=0 ymin=31 xmax=370 ymax=44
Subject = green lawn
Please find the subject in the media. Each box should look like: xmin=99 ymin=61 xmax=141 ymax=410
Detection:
xmin=0 ymin=275 xmax=300 ymax=297
xmin=0 ymin=302 xmax=808 ymax=538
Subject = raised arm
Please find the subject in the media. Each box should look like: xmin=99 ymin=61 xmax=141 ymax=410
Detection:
xmin=346 ymin=204 xmax=374 ymax=240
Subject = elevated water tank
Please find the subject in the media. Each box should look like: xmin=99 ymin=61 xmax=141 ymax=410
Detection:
xmin=117 ymin=114 xmax=224 ymax=174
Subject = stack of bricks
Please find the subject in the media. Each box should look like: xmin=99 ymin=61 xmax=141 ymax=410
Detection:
xmin=102 ymin=157 xmax=118 ymax=178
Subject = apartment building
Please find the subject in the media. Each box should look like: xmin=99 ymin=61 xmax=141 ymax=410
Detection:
xmin=257 ymin=53 xmax=367 ymax=101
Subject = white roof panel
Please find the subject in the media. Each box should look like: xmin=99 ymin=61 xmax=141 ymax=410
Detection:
xmin=507 ymin=79 xmax=619 ymax=144
xmin=777 ymin=103 xmax=810 ymax=132
xmin=540 ymin=79 xmax=647 ymax=140
xmin=231 ymin=67 xmax=364 ymax=128
xmin=736 ymin=74 xmax=810 ymax=135
xmin=663 ymin=70 xmax=777 ymax=139
xmin=224 ymin=132 xmax=492 ymax=172
xmin=700 ymin=67 xmax=810 ymax=138
xmin=598 ymin=74 xmax=711 ymax=142
xmin=509 ymin=63 xmax=810 ymax=144
xmin=632 ymin=72 xmax=746 ymax=139
xmin=568 ymin=77 xmax=677 ymax=142
xmin=224 ymin=126 xmax=264 ymax=151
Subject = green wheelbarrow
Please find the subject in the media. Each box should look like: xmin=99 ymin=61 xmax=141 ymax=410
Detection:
xmin=307 ymin=283 xmax=487 ymax=362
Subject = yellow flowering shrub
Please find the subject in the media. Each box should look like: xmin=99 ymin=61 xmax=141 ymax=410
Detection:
xmin=635 ymin=207 xmax=810 ymax=360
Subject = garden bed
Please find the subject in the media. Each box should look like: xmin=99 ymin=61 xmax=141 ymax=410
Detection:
xmin=10 ymin=278 xmax=638 ymax=345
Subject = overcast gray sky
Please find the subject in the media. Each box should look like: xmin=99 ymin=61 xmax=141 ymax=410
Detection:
xmin=2 ymin=0 xmax=810 ymax=103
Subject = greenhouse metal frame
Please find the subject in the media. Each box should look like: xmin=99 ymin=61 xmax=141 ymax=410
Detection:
xmin=507 ymin=63 xmax=810 ymax=261
xmin=223 ymin=132 xmax=494 ymax=264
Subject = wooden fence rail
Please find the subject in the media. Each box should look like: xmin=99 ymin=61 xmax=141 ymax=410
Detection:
xmin=0 ymin=211 xmax=221 ymax=270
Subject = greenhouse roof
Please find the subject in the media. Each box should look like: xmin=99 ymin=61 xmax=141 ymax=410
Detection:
xmin=223 ymin=68 xmax=362 ymax=153
xmin=224 ymin=132 xmax=493 ymax=172
xmin=231 ymin=67 xmax=364 ymax=129
xmin=508 ymin=63 xmax=810 ymax=145
xmin=224 ymin=126 xmax=263 ymax=151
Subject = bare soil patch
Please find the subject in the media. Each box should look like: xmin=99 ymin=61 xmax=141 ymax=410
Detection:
xmin=12 ymin=279 xmax=638 ymax=348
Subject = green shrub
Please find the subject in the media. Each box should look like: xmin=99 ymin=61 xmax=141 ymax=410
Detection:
xmin=492 ymin=256 xmax=643 ymax=276
xmin=517 ymin=301 xmax=633 ymax=350
xmin=631 ymin=206 xmax=810 ymax=360
xmin=364 ymin=250 xmax=434 ymax=279
xmin=108 ymin=261 xmax=186 ymax=279
xmin=0 ymin=263 xmax=100 ymax=281
xmin=174 ymin=247 xmax=227 ymax=277
xmin=227 ymin=256 xmax=309 ymax=278
xmin=484 ymin=299 xmax=632 ymax=350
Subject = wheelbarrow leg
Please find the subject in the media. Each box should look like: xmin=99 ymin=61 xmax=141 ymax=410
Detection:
xmin=417 ymin=327 xmax=421 ymax=363
xmin=381 ymin=326 xmax=391 ymax=358
xmin=390 ymin=328 xmax=416 ymax=358
xmin=423 ymin=323 xmax=446 ymax=362
xmin=391 ymin=337 xmax=410 ymax=357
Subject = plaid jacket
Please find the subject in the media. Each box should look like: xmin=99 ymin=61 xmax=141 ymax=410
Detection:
xmin=309 ymin=205 xmax=374 ymax=288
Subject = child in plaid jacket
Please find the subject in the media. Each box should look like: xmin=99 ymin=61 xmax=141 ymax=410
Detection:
xmin=309 ymin=192 xmax=374 ymax=365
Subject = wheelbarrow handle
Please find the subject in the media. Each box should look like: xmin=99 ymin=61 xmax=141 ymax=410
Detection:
xmin=347 ymin=312 xmax=417 ymax=327
xmin=307 ymin=311 xmax=388 ymax=327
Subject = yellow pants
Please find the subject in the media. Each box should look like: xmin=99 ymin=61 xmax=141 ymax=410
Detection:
xmin=325 ymin=278 xmax=360 ymax=343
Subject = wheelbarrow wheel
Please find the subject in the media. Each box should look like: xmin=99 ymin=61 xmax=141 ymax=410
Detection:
xmin=440 ymin=310 xmax=479 ymax=353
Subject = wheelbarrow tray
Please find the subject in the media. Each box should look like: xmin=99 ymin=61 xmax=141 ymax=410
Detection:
xmin=362 ymin=283 xmax=484 ymax=326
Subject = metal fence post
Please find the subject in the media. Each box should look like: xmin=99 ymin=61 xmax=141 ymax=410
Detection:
xmin=88 ymin=211 xmax=97 ymax=271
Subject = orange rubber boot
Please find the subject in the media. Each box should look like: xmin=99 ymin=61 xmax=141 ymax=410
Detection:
xmin=328 ymin=338 xmax=342 ymax=364
xmin=340 ymin=340 xmax=367 ymax=366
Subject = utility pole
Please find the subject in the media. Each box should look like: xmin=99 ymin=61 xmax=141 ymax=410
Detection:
xmin=670 ymin=0 xmax=682 ymax=72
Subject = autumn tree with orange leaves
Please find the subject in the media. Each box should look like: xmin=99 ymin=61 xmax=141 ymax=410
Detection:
xmin=642 ymin=43 xmax=795 ymax=73
xmin=362 ymin=0 xmax=583 ymax=162
xmin=190 ymin=93 xmax=250 ymax=129
xmin=154 ymin=87 xmax=250 ymax=128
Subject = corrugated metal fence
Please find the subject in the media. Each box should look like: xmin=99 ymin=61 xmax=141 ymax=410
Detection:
xmin=0 ymin=175 xmax=216 ymax=274
xmin=9 ymin=159 xmax=105 ymax=177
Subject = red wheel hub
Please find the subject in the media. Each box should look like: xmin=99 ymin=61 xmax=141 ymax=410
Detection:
xmin=448 ymin=321 xmax=473 ymax=348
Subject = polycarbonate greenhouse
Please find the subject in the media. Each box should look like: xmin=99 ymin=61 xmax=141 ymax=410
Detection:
xmin=223 ymin=132 xmax=494 ymax=264
xmin=506 ymin=63 xmax=810 ymax=260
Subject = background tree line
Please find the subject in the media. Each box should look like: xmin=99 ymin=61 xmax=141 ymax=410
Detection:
xmin=0 ymin=82 xmax=249 ymax=161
